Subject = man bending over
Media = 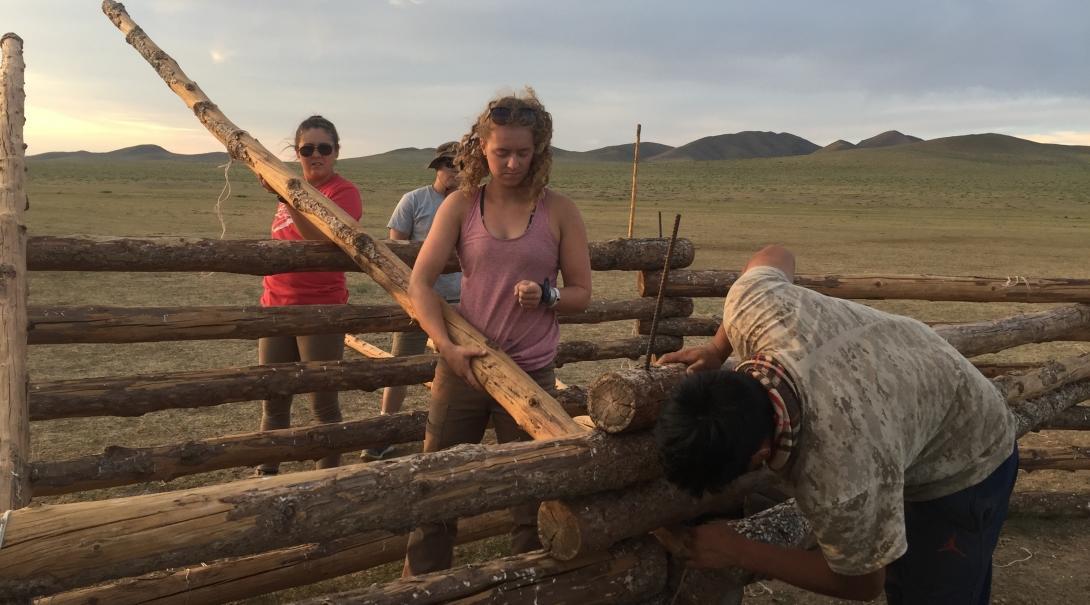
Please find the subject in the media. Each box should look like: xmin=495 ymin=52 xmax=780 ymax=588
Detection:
xmin=655 ymin=245 xmax=1017 ymax=604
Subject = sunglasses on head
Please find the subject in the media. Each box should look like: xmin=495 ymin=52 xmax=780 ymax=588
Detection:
xmin=298 ymin=143 xmax=335 ymax=157
xmin=489 ymin=105 xmax=537 ymax=126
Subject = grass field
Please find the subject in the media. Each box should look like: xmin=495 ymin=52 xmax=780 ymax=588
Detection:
xmin=21 ymin=139 xmax=1090 ymax=603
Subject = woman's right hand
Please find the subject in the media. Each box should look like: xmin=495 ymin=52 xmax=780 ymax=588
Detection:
xmin=257 ymin=175 xmax=279 ymax=197
xmin=657 ymin=344 xmax=725 ymax=374
xmin=440 ymin=343 xmax=488 ymax=390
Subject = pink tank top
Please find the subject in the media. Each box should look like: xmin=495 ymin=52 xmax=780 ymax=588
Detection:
xmin=457 ymin=188 xmax=560 ymax=372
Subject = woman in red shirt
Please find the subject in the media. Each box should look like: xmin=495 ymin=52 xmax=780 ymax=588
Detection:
xmin=255 ymin=115 xmax=363 ymax=476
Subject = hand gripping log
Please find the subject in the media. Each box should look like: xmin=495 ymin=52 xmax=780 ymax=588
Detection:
xmin=100 ymin=1 xmax=580 ymax=439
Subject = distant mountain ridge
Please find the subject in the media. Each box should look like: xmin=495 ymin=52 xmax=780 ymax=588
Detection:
xmin=31 ymin=132 xmax=1089 ymax=166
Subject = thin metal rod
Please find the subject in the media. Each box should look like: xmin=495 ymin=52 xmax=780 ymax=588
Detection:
xmin=645 ymin=214 xmax=682 ymax=369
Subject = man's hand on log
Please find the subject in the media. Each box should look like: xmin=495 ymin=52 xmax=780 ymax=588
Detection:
xmin=657 ymin=343 xmax=725 ymax=374
xmin=653 ymin=521 xmax=744 ymax=569
xmin=440 ymin=343 xmax=488 ymax=390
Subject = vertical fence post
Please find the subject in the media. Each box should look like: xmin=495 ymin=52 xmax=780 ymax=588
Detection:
xmin=0 ymin=32 xmax=31 ymax=511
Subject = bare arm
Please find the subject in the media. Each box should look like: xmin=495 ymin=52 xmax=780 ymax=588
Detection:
xmin=657 ymin=523 xmax=885 ymax=602
xmin=389 ymin=228 xmax=410 ymax=241
xmin=408 ymin=192 xmax=485 ymax=387
xmin=553 ymin=193 xmax=592 ymax=313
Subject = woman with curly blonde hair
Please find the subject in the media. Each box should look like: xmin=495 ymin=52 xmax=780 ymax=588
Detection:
xmin=402 ymin=88 xmax=592 ymax=575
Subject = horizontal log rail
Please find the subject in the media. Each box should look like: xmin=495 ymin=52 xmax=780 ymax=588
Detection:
xmin=289 ymin=536 xmax=667 ymax=605
xmin=636 ymin=305 xmax=1090 ymax=359
xmin=42 ymin=510 xmax=513 ymax=605
xmin=1018 ymin=446 xmax=1090 ymax=472
xmin=27 ymin=235 xmax=694 ymax=274
xmin=29 ymin=336 xmax=668 ymax=421
xmin=639 ymin=269 xmax=1090 ymax=303
xmin=1008 ymin=491 xmax=1090 ymax=518
xmin=29 ymin=388 xmax=589 ymax=497
xmin=27 ymin=297 xmax=692 ymax=345
xmin=0 ymin=431 xmax=659 ymax=600
xmin=1039 ymin=405 xmax=1090 ymax=430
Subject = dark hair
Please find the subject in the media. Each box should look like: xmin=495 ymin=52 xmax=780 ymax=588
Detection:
xmin=294 ymin=115 xmax=340 ymax=150
xmin=654 ymin=370 xmax=775 ymax=498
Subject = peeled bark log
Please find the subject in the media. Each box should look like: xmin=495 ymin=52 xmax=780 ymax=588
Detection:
xmin=28 ymin=298 xmax=690 ymax=345
xmin=29 ymin=355 xmax=438 ymax=421
xmin=289 ymin=536 xmax=667 ymax=605
xmin=28 ymin=338 xmax=607 ymax=421
xmin=1008 ymin=491 xmax=1090 ymax=518
xmin=637 ymin=316 xmax=720 ymax=337
xmin=1012 ymin=378 xmax=1090 ymax=437
xmin=992 ymin=353 xmax=1090 ymax=402
xmin=42 ymin=510 xmax=512 ymax=605
xmin=555 ymin=335 xmax=682 ymax=368
xmin=30 ymin=387 xmax=589 ymax=497
xmin=0 ymin=32 xmax=30 ymax=510
xmin=640 ymin=269 xmax=1090 ymax=303
xmin=974 ymin=361 xmax=1046 ymax=379
xmin=27 ymin=236 xmax=461 ymax=275
xmin=538 ymin=471 xmax=777 ymax=561
xmin=934 ymin=305 xmax=1090 ymax=357
xmin=29 ymin=411 xmax=427 ymax=496
xmin=28 ymin=304 xmax=419 ymax=345
xmin=102 ymin=0 xmax=579 ymax=442
xmin=1039 ymin=405 xmax=1090 ymax=430
xmin=27 ymin=235 xmax=694 ymax=273
xmin=0 ymin=431 xmax=659 ymax=599
xmin=587 ymin=364 xmax=688 ymax=434
xmin=1018 ymin=446 xmax=1090 ymax=472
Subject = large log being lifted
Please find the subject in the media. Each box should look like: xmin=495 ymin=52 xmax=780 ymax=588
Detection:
xmin=0 ymin=33 xmax=30 ymax=510
xmin=1040 ymin=405 xmax=1090 ymax=430
xmin=29 ymin=336 xmax=666 ymax=421
xmin=29 ymin=388 xmax=588 ymax=496
xmin=101 ymin=1 xmax=579 ymax=440
xmin=290 ymin=537 xmax=668 ymax=605
xmin=992 ymin=353 xmax=1090 ymax=403
xmin=27 ymin=235 xmax=695 ymax=274
xmin=639 ymin=269 xmax=1090 ymax=303
xmin=538 ymin=471 xmax=776 ymax=561
xmin=0 ymin=431 xmax=658 ymax=599
xmin=26 ymin=297 xmax=692 ymax=345
xmin=44 ymin=510 xmax=513 ymax=605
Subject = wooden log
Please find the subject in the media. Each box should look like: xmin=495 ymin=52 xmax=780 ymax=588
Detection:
xmin=27 ymin=235 xmax=694 ymax=273
xmin=1012 ymin=378 xmax=1090 ymax=437
xmin=28 ymin=411 xmax=427 ymax=496
xmin=43 ymin=510 xmax=513 ymax=605
xmin=992 ymin=353 xmax=1090 ymax=402
xmin=637 ymin=316 xmax=720 ymax=337
xmin=538 ymin=471 xmax=776 ymax=561
xmin=556 ymin=335 xmax=682 ymax=368
xmin=102 ymin=1 xmax=579 ymax=442
xmin=1039 ymin=405 xmax=1090 ymax=430
xmin=0 ymin=32 xmax=30 ymax=510
xmin=1018 ymin=445 xmax=1090 ymax=472
xmin=27 ymin=297 xmax=690 ymax=345
xmin=288 ymin=536 xmax=667 ymax=605
xmin=587 ymin=364 xmax=688 ymax=434
xmin=0 ymin=431 xmax=659 ymax=599
xmin=30 ymin=388 xmax=589 ymax=497
xmin=28 ymin=338 xmax=607 ymax=422
xmin=344 ymin=334 xmax=434 ymax=389
xmin=1008 ymin=491 xmax=1090 ymax=518
xmin=639 ymin=269 xmax=1090 ymax=303
xmin=973 ymin=361 xmax=1047 ymax=378
xmin=27 ymin=236 xmax=461 ymax=274
xmin=27 ymin=304 xmax=418 ymax=345
xmin=30 ymin=355 xmax=438 ymax=421
xmin=934 ymin=305 xmax=1090 ymax=357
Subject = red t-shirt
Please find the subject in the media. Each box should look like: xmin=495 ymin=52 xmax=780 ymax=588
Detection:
xmin=260 ymin=174 xmax=363 ymax=306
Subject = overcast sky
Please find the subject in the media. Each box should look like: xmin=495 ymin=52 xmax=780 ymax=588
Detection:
xmin=5 ymin=0 xmax=1089 ymax=157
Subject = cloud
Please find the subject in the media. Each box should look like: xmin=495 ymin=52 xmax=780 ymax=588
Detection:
xmin=388 ymin=0 xmax=423 ymax=6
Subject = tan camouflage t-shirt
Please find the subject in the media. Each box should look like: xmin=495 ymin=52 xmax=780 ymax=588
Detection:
xmin=722 ymin=266 xmax=1016 ymax=575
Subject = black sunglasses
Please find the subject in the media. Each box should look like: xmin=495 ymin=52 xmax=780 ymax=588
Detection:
xmin=489 ymin=105 xmax=537 ymax=126
xmin=438 ymin=158 xmax=457 ymax=170
xmin=298 ymin=143 xmax=335 ymax=157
